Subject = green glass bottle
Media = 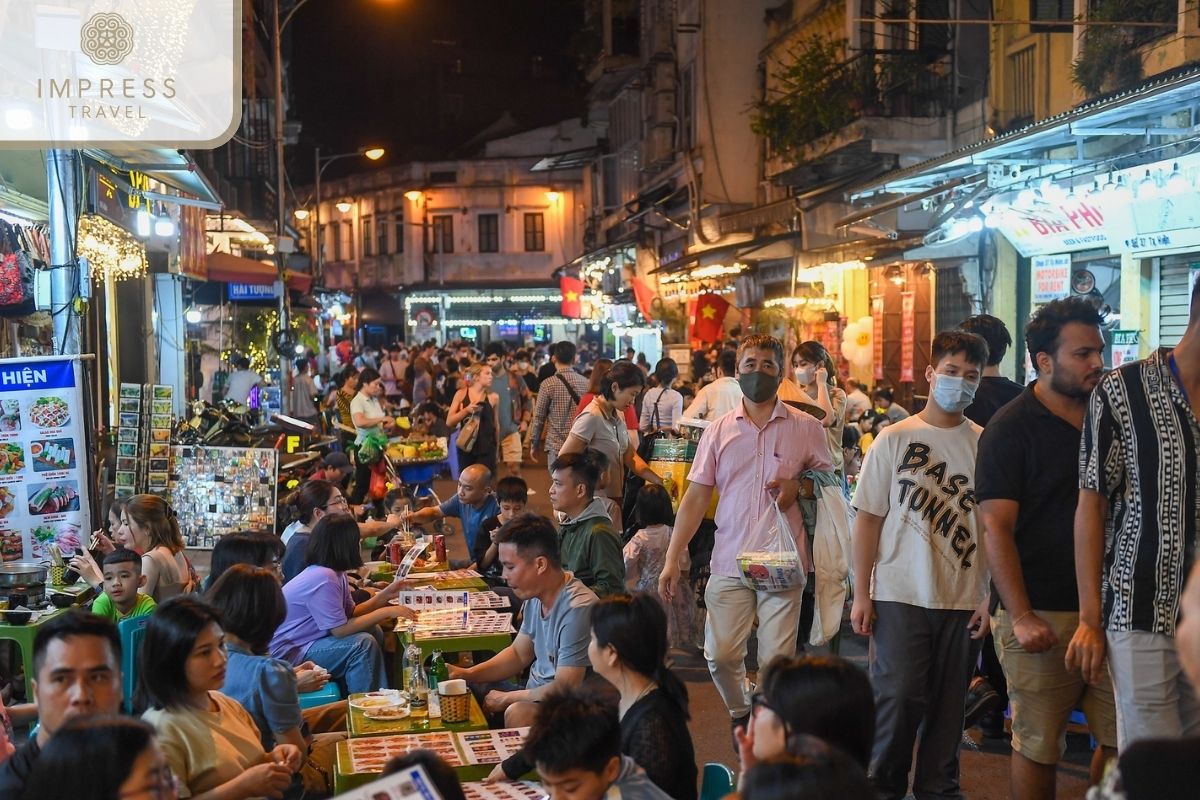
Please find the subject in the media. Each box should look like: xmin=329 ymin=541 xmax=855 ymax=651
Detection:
xmin=428 ymin=649 xmax=449 ymax=690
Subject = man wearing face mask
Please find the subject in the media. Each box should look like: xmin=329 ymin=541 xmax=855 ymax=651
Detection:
xmin=850 ymin=330 xmax=991 ymax=800
xmin=658 ymin=334 xmax=832 ymax=736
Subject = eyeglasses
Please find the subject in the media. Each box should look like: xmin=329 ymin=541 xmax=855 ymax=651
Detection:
xmin=119 ymin=767 xmax=180 ymax=799
xmin=323 ymin=496 xmax=349 ymax=510
xmin=750 ymin=691 xmax=778 ymax=715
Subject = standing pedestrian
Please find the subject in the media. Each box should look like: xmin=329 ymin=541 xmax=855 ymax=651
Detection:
xmin=485 ymin=343 xmax=532 ymax=477
xmin=850 ymin=330 xmax=991 ymax=800
xmin=790 ymin=342 xmax=847 ymax=478
xmin=640 ymin=359 xmax=684 ymax=436
xmin=529 ymin=341 xmax=588 ymax=468
xmin=447 ymin=364 xmax=500 ymax=476
xmin=683 ymin=348 xmax=742 ymax=421
xmin=289 ymin=358 xmax=321 ymax=429
xmin=658 ymin=334 xmax=832 ymax=733
xmin=959 ymin=314 xmax=1024 ymax=426
xmin=1067 ymin=277 xmax=1200 ymax=748
xmin=977 ymin=298 xmax=1116 ymax=799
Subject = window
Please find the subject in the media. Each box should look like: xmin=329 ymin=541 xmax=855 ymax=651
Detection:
xmin=392 ymin=207 xmax=405 ymax=253
xmin=328 ymin=222 xmax=339 ymax=262
xmin=478 ymin=213 xmax=499 ymax=253
xmin=430 ymin=171 xmax=458 ymax=184
xmin=377 ymin=211 xmax=390 ymax=254
xmin=1029 ymin=0 xmax=1072 ymax=32
xmin=341 ymin=221 xmax=354 ymax=261
xmin=362 ymin=215 xmax=373 ymax=257
xmin=523 ymin=212 xmax=545 ymax=252
xmin=432 ymin=215 xmax=454 ymax=253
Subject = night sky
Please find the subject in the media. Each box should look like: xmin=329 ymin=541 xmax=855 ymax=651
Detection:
xmin=289 ymin=0 xmax=589 ymax=181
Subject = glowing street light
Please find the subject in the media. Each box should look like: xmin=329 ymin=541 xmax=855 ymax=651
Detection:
xmin=294 ymin=208 xmax=310 ymax=220
xmin=363 ymin=147 xmax=386 ymax=161
xmin=404 ymin=190 xmax=424 ymax=202
xmin=335 ymin=200 xmax=353 ymax=214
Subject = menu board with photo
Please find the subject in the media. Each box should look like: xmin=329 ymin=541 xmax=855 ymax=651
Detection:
xmin=168 ymin=445 xmax=277 ymax=549
xmin=0 ymin=357 xmax=92 ymax=561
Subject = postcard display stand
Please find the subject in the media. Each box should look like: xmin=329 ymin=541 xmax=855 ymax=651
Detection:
xmin=116 ymin=383 xmax=175 ymax=498
xmin=168 ymin=446 xmax=278 ymax=549
xmin=0 ymin=357 xmax=93 ymax=561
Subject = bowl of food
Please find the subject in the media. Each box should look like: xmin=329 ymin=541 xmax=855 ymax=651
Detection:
xmin=4 ymin=609 xmax=31 ymax=625
xmin=49 ymin=593 xmax=74 ymax=609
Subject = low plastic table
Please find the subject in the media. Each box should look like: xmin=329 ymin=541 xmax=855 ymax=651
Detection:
xmin=347 ymin=692 xmax=488 ymax=738
xmin=392 ymin=628 xmax=513 ymax=688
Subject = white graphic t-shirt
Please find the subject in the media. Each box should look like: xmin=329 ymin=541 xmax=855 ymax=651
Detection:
xmin=851 ymin=415 xmax=987 ymax=611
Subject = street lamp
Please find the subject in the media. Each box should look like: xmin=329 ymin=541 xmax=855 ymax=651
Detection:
xmin=293 ymin=208 xmax=310 ymax=220
xmin=335 ymin=199 xmax=354 ymax=214
xmin=312 ymin=145 xmax=386 ymax=281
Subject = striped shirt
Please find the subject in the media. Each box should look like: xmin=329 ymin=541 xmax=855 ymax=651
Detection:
xmin=1079 ymin=349 xmax=1200 ymax=635
xmin=529 ymin=368 xmax=588 ymax=455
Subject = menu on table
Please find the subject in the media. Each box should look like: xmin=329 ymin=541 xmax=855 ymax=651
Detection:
xmin=459 ymin=728 xmax=529 ymax=765
xmin=0 ymin=357 xmax=92 ymax=561
xmin=345 ymin=732 xmax=464 ymax=773
xmin=462 ymin=781 xmax=545 ymax=800
xmin=468 ymin=591 xmax=512 ymax=610
xmin=332 ymin=764 xmax=443 ymax=800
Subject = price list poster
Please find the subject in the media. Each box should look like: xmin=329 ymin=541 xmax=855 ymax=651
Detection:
xmin=0 ymin=358 xmax=92 ymax=561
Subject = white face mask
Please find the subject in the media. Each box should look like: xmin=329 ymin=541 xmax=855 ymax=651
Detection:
xmin=930 ymin=374 xmax=977 ymax=413
xmin=794 ymin=366 xmax=815 ymax=385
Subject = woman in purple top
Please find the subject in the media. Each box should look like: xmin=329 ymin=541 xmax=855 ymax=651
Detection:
xmin=269 ymin=513 xmax=416 ymax=693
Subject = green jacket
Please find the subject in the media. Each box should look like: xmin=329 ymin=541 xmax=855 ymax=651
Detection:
xmin=557 ymin=498 xmax=626 ymax=597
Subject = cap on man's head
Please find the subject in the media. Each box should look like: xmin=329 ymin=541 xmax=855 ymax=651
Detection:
xmin=323 ymin=452 xmax=352 ymax=470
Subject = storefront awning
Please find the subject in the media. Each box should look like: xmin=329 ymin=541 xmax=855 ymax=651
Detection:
xmin=206 ymin=252 xmax=312 ymax=292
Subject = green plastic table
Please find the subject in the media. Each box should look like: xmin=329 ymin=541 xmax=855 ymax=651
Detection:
xmin=0 ymin=605 xmax=75 ymax=698
xmin=393 ymin=628 xmax=513 ymax=688
xmin=347 ymin=692 xmax=488 ymax=738
xmin=333 ymin=739 xmax=496 ymax=793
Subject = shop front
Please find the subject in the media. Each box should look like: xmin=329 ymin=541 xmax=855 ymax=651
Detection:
xmin=402 ymin=286 xmax=577 ymax=347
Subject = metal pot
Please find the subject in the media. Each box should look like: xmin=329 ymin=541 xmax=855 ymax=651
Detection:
xmin=0 ymin=562 xmax=48 ymax=588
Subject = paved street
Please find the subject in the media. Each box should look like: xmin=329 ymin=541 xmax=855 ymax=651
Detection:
xmin=433 ymin=463 xmax=1097 ymax=800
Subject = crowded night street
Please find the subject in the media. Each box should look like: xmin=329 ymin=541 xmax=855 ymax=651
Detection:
xmin=0 ymin=2 xmax=1197 ymax=800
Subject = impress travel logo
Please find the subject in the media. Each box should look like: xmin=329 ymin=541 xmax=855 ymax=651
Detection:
xmin=0 ymin=1 xmax=241 ymax=147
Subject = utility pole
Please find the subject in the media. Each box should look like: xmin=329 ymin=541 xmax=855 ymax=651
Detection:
xmin=272 ymin=0 xmax=292 ymax=413
xmin=46 ymin=149 xmax=80 ymax=355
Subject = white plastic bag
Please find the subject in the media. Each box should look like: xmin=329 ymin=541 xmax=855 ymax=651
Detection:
xmin=736 ymin=500 xmax=806 ymax=592
xmin=809 ymin=483 xmax=853 ymax=646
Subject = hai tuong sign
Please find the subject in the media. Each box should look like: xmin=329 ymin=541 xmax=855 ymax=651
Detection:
xmin=0 ymin=1 xmax=241 ymax=147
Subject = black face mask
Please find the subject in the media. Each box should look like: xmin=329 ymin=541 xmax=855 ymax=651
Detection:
xmin=738 ymin=371 xmax=781 ymax=403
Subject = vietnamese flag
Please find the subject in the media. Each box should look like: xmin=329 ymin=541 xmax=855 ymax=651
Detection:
xmin=560 ymin=275 xmax=584 ymax=318
xmin=631 ymin=277 xmax=657 ymax=323
xmin=691 ymin=292 xmax=730 ymax=343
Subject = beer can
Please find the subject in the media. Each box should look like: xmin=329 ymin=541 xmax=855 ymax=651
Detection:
xmin=433 ymin=534 xmax=446 ymax=564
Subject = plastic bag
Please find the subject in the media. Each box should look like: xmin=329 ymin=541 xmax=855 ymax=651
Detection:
xmin=357 ymin=430 xmax=389 ymax=465
xmin=736 ymin=500 xmax=806 ymax=592
xmin=368 ymin=463 xmax=390 ymax=501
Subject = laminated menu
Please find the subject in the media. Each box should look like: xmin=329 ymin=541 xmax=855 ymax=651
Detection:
xmin=462 ymin=781 xmax=545 ymax=800
xmin=458 ymin=728 xmax=529 ymax=765
xmin=345 ymin=732 xmax=463 ymax=773
xmin=0 ymin=357 xmax=92 ymax=561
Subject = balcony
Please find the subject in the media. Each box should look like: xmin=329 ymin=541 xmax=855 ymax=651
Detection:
xmin=756 ymin=47 xmax=953 ymax=188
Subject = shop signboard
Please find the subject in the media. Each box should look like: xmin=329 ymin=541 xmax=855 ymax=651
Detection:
xmin=0 ymin=357 xmax=92 ymax=562
xmin=995 ymin=200 xmax=1108 ymax=257
xmin=899 ymin=292 xmax=915 ymax=383
xmin=1105 ymin=194 xmax=1200 ymax=257
xmin=1032 ymin=254 xmax=1072 ymax=303
xmin=1111 ymin=330 xmax=1141 ymax=369
xmin=871 ymin=296 xmax=884 ymax=382
xmin=228 ymin=282 xmax=279 ymax=301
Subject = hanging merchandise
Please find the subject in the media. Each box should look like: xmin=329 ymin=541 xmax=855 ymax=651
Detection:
xmin=0 ymin=224 xmax=38 ymax=318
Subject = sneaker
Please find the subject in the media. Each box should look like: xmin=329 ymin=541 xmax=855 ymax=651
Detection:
xmin=964 ymin=676 xmax=1001 ymax=729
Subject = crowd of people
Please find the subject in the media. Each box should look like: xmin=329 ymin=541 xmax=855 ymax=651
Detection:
xmin=1 ymin=279 xmax=1198 ymax=800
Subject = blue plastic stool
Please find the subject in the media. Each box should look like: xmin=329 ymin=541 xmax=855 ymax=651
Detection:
xmin=118 ymin=616 xmax=151 ymax=713
xmin=298 ymin=683 xmax=342 ymax=709
xmin=700 ymin=763 xmax=735 ymax=800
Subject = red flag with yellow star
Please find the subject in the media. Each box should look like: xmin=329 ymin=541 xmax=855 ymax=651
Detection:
xmin=560 ymin=276 xmax=584 ymax=318
xmin=631 ymin=276 xmax=657 ymax=323
xmin=691 ymin=292 xmax=730 ymax=343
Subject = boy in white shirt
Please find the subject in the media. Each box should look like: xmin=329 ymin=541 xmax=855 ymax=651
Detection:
xmin=850 ymin=330 xmax=991 ymax=800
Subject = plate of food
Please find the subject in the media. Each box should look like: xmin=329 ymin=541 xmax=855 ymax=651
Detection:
xmin=0 ymin=487 xmax=16 ymax=519
xmin=0 ymin=444 xmax=24 ymax=475
xmin=0 ymin=400 xmax=19 ymax=433
xmin=29 ymin=397 xmax=69 ymax=429
xmin=363 ymin=705 xmax=412 ymax=721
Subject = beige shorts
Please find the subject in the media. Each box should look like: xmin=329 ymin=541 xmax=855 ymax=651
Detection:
xmin=500 ymin=432 xmax=523 ymax=464
xmin=992 ymin=608 xmax=1118 ymax=764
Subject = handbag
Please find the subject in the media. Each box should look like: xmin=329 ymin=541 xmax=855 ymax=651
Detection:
xmin=457 ymin=397 xmax=481 ymax=451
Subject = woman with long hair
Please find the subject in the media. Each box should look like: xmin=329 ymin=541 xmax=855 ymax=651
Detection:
xmin=205 ymin=531 xmax=285 ymax=590
xmin=279 ymin=479 xmax=400 ymax=583
xmin=20 ymin=716 xmax=178 ymax=800
xmin=269 ymin=512 xmax=415 ymax=693
xmin=349 ymin=367 xmax=396 ymax=504
xmin=446 ymin=363 xmax=500 ymax=474
xmin=790 ymin=341 xmax=848 ymax=477
xmin=122 ymin=494 xmax=195 ymax=601
xmin=575 ymin=358 xmax=638 ymax=432
xmin=639 ymin=358 xmax=684 ymax=436
xmin=140 ymin=597 xmax=303 ymax=800
xmin=69 ymin=496 xmax=128 ymax=590
xmin=560 ymin=361 xmax=662 ymax=531
xmin=208 ymin=564 xmax=345 ymax=796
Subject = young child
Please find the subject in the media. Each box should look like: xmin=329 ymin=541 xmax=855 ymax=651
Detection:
xmin=473 ymin=475 xmax=528 ymax=578
xmin=90 ymin=548 xmax=157 ymax=622
xmin=623 ymin=483 xmax=696 ymax=650
xmin=523 ymin=690 xmax=672 ymax=800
